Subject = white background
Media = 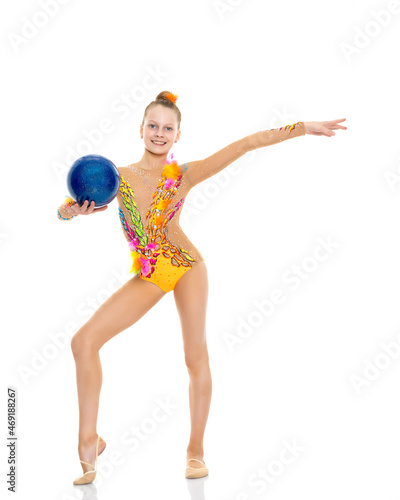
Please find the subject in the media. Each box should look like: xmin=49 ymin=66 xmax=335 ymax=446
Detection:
xmin=2 ymin=0 xmax=400 ymax=499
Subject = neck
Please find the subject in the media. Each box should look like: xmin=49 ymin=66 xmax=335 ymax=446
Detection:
xmin=137 ymin=148 xmax=170 ymax=170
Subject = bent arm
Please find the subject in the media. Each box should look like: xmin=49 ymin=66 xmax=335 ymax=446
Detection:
xmin=185 ymin=121 xmax=306 ymax=188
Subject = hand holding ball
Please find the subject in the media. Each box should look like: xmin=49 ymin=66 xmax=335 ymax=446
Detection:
xmin=65 ymin=199 xmax=108 ymax=217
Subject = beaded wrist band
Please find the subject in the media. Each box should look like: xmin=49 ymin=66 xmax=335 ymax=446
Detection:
xmin=57 ymin=196 xmax=77 ymax=220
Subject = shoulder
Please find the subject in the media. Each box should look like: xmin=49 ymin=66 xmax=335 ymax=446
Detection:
xmin=117 ymin=166 xmax=131 ymax=178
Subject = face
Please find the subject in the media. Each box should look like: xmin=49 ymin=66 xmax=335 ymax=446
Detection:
xmin=140 ymin=104 xmax=180 ymax=153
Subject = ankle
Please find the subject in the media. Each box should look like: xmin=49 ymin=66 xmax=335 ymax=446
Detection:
xmin=186 ymin=447 xmax=204 ymax=458
xmin=78 ymin=433 xmax=98 ymax=446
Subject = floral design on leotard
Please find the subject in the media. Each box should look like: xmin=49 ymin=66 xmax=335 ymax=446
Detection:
xmin=145 ymin=158 xmax=195 ymax=269
xmin=118 ymin=177 xmax=147 ymax=247
xmin=118 ymin=157 xmax=195 ymax=278
xmin=278 ymin=123 xmax=299 ymax=132
xmin=118 ymin=177 xmax=156 ymax=276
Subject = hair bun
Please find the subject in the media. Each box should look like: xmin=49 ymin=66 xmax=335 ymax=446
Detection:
xmin=156 ymin=91 xmax=178 ymax=105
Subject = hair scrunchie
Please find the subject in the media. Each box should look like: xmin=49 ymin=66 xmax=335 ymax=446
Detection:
xmin=162 ymin=92 xmax=178 ymax=105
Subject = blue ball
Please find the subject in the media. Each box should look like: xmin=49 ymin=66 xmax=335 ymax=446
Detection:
xmin=67 ymin=154 xmax=120 ymax=208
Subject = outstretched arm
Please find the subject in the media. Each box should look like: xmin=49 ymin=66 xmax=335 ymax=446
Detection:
xmin=184 ymin=118 xmax=347 ymax=188
xmin=185 ymin=121 xmax=306 ymax=188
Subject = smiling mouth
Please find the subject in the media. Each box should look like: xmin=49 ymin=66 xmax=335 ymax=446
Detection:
xmin=152 ymin=140 xmax=166 ymax=145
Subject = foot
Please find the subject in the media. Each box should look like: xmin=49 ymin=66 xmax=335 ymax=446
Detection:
xmin=185 ymin=449 xmax=208 ymax=479
xmin=78 ymin=434 xmax=106 ymax=474
xmin=186 ymin=451 xmax=206 ymax=469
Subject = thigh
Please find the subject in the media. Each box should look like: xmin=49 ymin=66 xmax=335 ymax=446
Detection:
xmin=73 ymin=275 xmax=166 ymax=351
xmin=173 ymin=261 xmax=209 ymax=359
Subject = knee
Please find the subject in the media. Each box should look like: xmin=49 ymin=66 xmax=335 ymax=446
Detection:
xmin=70 ymin=328 xmax=99 ymax=358
xmin=185 ymin=349 xmax=209 ymax=373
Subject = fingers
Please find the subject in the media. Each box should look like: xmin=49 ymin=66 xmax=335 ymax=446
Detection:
xmin=86 ymin=200 xmax=96 ymax=214
xmin=69 ymin=200 xmax=93 ymax=215
xmin=330 ymin=123 xmax=347 ymax=130
xmin=319 ymin=125 xmax=332 ymax=137
xmin=68 ymin=200 xmax=108 ymax=215
xmin=68 ymin=203 xmax=80 ymax=215
xmin=326 ymin=118 xmax=347 ymax=130
xmin=74 ymin=200 xmax=88 ymax=214
xmin=320 ymin=119 xmax=347 ymax=136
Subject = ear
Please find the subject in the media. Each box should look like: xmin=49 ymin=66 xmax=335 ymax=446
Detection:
xmin=140 ymin=124 xmax=143 ymax=138
xmin=174 ymin=129 xmax=181 ymax=143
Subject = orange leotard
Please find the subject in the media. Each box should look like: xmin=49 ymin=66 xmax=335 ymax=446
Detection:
xmin=116 ymin=121 xmax=306 ymax=292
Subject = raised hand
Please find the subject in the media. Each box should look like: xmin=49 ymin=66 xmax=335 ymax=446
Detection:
xmin=304 ymin=119 xmax=347 ymax=137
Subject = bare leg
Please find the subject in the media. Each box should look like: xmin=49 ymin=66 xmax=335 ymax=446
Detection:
xmin=173 ymin=261 xmax=211 ymax=468
xmin=70 ymin=275 xmax=166 ymax=473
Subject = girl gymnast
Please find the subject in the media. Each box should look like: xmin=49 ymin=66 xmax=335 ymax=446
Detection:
xmin=57 ymin=91 xmax=346 ymax=483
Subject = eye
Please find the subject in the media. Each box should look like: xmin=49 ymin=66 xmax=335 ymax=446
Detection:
xmin=167 ymin=127 xmax=173 ymax=131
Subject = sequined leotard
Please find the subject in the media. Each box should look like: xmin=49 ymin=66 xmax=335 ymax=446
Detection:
xmin=116 ymin=121 xmax=306 ymax=292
